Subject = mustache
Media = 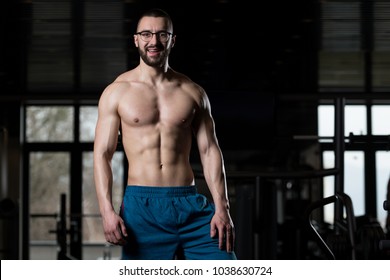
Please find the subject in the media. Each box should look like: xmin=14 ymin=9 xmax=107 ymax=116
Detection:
xmin=146 ymin=45 xmax=163 ymax=51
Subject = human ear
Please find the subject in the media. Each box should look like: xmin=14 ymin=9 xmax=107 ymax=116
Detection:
xmin=133 ymin=35 xmax=138 ymax=47
xmin=171 ymin=35 xmax=176 ymax=47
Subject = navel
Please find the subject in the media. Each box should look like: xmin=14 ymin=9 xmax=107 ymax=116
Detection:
xmin=134 ymin=118 xmax=139 ymax=123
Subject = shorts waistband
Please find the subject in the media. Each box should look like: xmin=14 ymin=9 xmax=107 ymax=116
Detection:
xmin=125 ymin=185 xmax=197 ymax=198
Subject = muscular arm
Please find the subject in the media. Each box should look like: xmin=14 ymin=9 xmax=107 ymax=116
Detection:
xmin=93 ymin=84 xmax=127 ymax=245
xmin=193 ymin=91 xmax=235 ymax=253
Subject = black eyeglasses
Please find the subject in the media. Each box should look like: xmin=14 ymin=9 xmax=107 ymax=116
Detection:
xmin=136 ymin=31 xmax=172 ymax=42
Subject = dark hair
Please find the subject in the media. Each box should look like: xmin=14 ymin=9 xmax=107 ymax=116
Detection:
xmin=137 ymin=8 xmax=173 ymax=31
xmin=141 ymin=8 xmax=171 ymax=19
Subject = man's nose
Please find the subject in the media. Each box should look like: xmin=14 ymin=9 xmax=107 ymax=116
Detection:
xmin=149 ymin=33 xmax=159 ymax=43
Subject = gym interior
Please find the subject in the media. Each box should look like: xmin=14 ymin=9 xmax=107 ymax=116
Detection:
xmin=0 ymin=0 xmax=389 ymax=260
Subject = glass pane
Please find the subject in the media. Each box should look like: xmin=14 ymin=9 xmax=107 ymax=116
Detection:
xmin=345 ymin=105 xmax=367 ymax=136
xmin=344 ymin=151 xmax=365 ymax=217
xmin=82 ymin=151 xmax=124 ymax=259
xmin=318 ymin=105 xmax=367 ymax=138
xmin=29 ymin=152 xmax=70 ymax=260
xmin=372 ymin=105 xmax=390 ymax=135
xmin=318 ymin=105 xmax=335 ymax=138
xmin=322 ymin=151 xmax=365 ymax=223
xmin=376 ymin=152 xmax=390 ymax=229
xmin=26 ymin=106 xmax=74 ymax=142
xmin=79 ymin=106 xmax=98 ymax=142
xmin=323 ymin=151 xmax=335 ymax=224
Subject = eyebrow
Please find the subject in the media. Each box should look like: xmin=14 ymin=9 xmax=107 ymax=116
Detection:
xmin=137 ymin=30 xmax=169 ymax=33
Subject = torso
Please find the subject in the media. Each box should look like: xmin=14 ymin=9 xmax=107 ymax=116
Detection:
xmin=113 ymin=67 xmax=202 ymax=186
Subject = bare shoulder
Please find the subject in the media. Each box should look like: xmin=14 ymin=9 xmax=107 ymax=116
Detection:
xmin=98 ymin=71 xmax=135 ymax=106
xmin=171 ymin=69 xmax=209 ymax=108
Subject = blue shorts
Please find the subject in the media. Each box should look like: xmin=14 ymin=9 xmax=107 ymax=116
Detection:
xmin=119 ymin=185 xmax=237 ymax=260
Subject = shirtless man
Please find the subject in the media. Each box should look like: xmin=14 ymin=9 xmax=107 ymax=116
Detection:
xmin=93 ymin=8 xmax=236 ymax=260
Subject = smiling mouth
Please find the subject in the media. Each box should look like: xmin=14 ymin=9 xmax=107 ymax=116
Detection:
xmin=147 ymin=49 xmax=162 ymax=58
xmin=147 ymin=47 xmax=161 ymax=53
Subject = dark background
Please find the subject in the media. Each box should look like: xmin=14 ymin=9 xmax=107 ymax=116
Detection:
xmin=1 ymin=0 xmax=389 ymax=260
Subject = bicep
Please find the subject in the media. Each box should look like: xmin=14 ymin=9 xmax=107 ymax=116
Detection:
xmin=191 ymin=86 xmax=220 ymax=154
xmin=193 ymin=107 xmax=218 ymax=155
xmin=94 ymin=93 xmax=121 ymax=158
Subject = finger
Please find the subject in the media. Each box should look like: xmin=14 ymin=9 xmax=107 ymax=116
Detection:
xmin=210 ymin=223 xmax=217 ymax=238
xmin=218 ymin=226 xmax=224 ymax=249
xmin=113 ymin=226 xmax=126 ymax=244
xmin=225 ymin=224 xmax=234 ymax=252
xmin=106 ymin=232 xmax=117 ymax=245
xmin=226 ymin=228 xmax=232 ymax=252
xmin=231 ymin=230 xmax=235 ymax=251
xmin=120 ymin=220 xmax=128 ymax=237
xmin=118 ymin=227 xmax=128 ymax=245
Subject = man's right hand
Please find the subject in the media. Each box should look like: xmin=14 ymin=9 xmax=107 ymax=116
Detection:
xmin=102 ymin=211 xmax=128 ymax=246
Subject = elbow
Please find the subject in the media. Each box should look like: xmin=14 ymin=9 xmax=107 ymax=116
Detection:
xmin=94 ymin=146 xmax=115 ymax=163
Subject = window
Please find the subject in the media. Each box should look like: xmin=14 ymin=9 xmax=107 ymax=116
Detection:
xmin=22 ymin=0 xmax=128 ymax=260
xmin=318 ymin=104 xmax=389 ymax=227
xmin=376 ymin=151 xmax=390 ymax=228
xmin=79 ymin=106 xmax=98 ymax=142
xmin=82 ymin=151 xmax=123 ymax=259
xmin=372 ymin=105 xmax=390 ymax=135
xmin=29 ymin=152 xmax=70 ymax=259
xmin=318 ymin=0 xmax=390 ymax=239
xmin=321 ymin=150 xmax=365 ymax=223
xmin=25 ymin=104 xmax=124 ymax=260
xmin=26 ymin=106 xmax=74 ymax=142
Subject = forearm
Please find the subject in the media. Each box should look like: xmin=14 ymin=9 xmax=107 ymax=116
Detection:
xmin=201 ymin=147 xmax=230 ymax=211
xmin=211 ymin=186 xmax=230 ymax=213
xmin=94 ymin=152 xmax=115 ymax=215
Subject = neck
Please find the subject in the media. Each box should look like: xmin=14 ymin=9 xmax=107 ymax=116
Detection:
xmin=137 ymin=63 xmax=172 ymax=85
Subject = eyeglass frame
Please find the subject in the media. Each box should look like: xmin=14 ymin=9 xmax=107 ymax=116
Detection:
xmin=135 ymin=31 xmax=173 ymax=42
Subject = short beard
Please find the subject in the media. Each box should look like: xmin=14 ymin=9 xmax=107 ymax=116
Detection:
xmin=138 ymin=47 xmax=170 ymax=67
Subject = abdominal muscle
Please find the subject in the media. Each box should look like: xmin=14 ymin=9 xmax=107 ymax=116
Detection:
xmin=122 ymin=125 xmax=195 ymax=187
